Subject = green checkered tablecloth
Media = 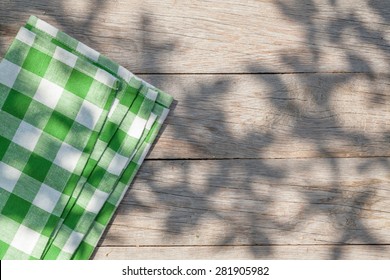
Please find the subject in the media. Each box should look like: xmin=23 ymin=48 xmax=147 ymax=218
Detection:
xmin=0 ymin=16 xmax=172 ymax=260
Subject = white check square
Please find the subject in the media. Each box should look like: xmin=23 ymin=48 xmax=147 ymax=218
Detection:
xmin=34 ymin=78 xmax=63 ymax=109
xmin=32 ymin=184 xmax=62 ymax=213
xmin=16 ymin=27 xmax=36 ymax=46
xmin=85 ymin=189 xmax=109 ymax=214
xmin=11 ymin=225 xmax=40 ymax=255
xmin=127 ymin=116 xmax=147 ymax=139
xmin=0 ymin=59 xmax=21 ymax=89
xmin=75 ymin=100 xmax=103 ymax=130
xmin=53 ymin=142 xmax=83 ymax=173
xmin=108 ymin=98 xmax=120 ymax=118
xmin=117 ymin=65 xmax=133 ymax=82
xmin=0 ymin=162 xmax=22 ymax=193
xmin=36 ymin=18 xmax=58 ymax=37
xmin=76 ymin=42 xmax=99 ymax=61
xmin=158 ymin=108 xmax=170 ymax=124
xmin=63 ymin=231 xmax=84 ymax=253
xmin=53 ymin=47 xmax=78 ymax=68
xmin=145 ymin=89 xmax=158 ymax=101
xmin=94 ymin=68 xmax=117 ymax=87
xmin=145 ymin=113 xmax=157 ymax=130
xmin=137 ymin=143 xmax=151 ymax=165
xmin=107 ymin=152 xmax=128 ymax=176
xmin=12 ymin=121 xmax=42 ymax=152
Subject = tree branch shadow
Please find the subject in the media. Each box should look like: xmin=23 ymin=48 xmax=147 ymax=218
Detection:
xmin=1 ymin=0 xmax=390 ymax=260
xmin=95 ymin=1 xmax=390 ymax=259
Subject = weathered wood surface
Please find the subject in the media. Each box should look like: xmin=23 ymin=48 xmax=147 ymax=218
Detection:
xmin=94 ymin=245 xmax=390 ymax=260
xmin=0 ymin=0 xmax=390 ymax=73
xmin=95 ymin=159 xmax=390 ymax=248
xmin=141 ymin=74 xmax=390 ymax=159
xmin=93 ymin=158 xmax=390 ymax=259
xmin=1 ymin=0 xmax=389 ymax=259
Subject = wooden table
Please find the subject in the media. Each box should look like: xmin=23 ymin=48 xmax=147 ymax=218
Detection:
xmin=1 ymin=0 xmax=389 ymax=259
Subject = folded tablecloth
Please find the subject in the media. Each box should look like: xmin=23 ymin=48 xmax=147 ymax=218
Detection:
xmin=0 ymin=16 xmax=172 ymax=260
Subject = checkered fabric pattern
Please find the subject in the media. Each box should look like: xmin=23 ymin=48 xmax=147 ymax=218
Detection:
xmin=0 ymin=16 xmax=172 ymax=260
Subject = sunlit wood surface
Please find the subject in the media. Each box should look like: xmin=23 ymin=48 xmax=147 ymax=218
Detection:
xmin=1 ymin=0 xmax=389 ymax=259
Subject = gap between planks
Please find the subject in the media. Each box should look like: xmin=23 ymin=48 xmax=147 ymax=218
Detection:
xmin=93 ymin=245 xmax=390 ymax=259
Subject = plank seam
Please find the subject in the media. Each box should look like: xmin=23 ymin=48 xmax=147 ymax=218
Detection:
xmin=137 ymin=72 xmax=388 ymax=75
xmin=145 ymin=156 xmax=390 ymax=161
xmin=98 ymin=244 xmax=390 ymax=248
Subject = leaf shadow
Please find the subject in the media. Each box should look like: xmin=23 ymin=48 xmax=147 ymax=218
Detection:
xmin=2 ymin=0 xmax=390 ymax=260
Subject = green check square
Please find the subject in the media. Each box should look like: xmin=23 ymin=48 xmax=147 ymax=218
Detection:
xmin=83 ymin=158 xmax=98 ymax=177
xmin=42 ymin=245 xmax=61 ymax=260
xmin=4 ymin=40 xmax=30 ymax=67
xmin=55 ymin=31 xmax=79 ymax=50
xmin=71 ymin=241 xmax=94 ymax=260
xmin=0 ymin=214 xmax=21 ymax=243
xmin=12 ymin=173 xmax=42 ymax=203
xmin=0 ymin=110 xmax=21 ymax=139
xmin=0 ymin=135 xmax=11 ymax=160
xmin=3 ymin=247 xmax=30 ymax=259
xmin=107 ymin=181 xmax=126 ymax=205
xmin=41 ymin=214 xmax=60 ymax=237
xmin=119 ymin=112 xmax=135 ymax=132
xmin=129 ymin=94 xmax=143 ymax=114
xmin=65 ymin=69 xmax=93 ymax=99
xmin=1 ymin=194 xmax=31 ymax=224
xmin=64 ymin=122 xmax=91 ymax=151
xmin=44 ymin=164 xmax=72 ymax=193
xmin=34 ymin=134 xmax=62 ymax=162
xmin=121 ymin=85 xmax=138 ymax=107
xmin=88 ymin=165 xmax=106 ymax=188
xmin=23 ymin=153 xmax=53 ymax=182
xmin=44 ymin=59 xmax=73 ymax=88
xmin=0 ymin=84 xmax=10 ymax=108
xmin=108 ymin=129 xmax=126 ymax=151
xmin=0 ymin=240 xmax=10 ymax=259
xmin=51 ymin=194 xmax=71 ymax=217
xmin=85 ymin=80 xmax=112 ymax=105
xmin=97 ymin=55 xmax=118 ymax=74
xmin=83 ymin=131 xmax=99 ymax=154
xmin=1 ymin=89 xmax=32 ymax=120
xmin=100 ymin=121 xmax=118 ymax=143
xmin=96 ymin=202 xmax=115 ymax=225
xmin=24 ymin=99 xmax=53 ymax=130
xmin=74 ymin=184 xmax=95 ymax=209
xmin=120 ymin=162 xmax=137 ymax=184
xmin=2 ymin=142 xmax=32 ymax=172
xmin=22 ymin=47 xmax=52 ymax=77
xmin=44 ymin=111 xmax=74 ymax=141
xmin=76 ymin=212 xmax=95 ymax=233
xmin=62 ymin=174 xmax=79 ymax=196
xmin=24 ymin=205 xmax=51 ymax=233
xmin=55 ymin=91 xmax=82 ymax=120
xmin=74 ymin=59 xmax=97 ymax=77
xmin=0 ymin=190 xmax=11 ymax=212
xmin=12 ymin=69 xmax=41 ymax=98
xmin=63 ymin=204 xmax=84 ymax=229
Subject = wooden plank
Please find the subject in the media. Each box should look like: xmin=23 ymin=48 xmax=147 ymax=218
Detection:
xmin=93 ymin=245 xmax=390 ymax=259
xmin=1 ymin=1 xmax=389 ymax=73
xmin=100 ymin=158 xmax=390 ymax=247
xmin=141 ymin=73 xmax=390 ymax=159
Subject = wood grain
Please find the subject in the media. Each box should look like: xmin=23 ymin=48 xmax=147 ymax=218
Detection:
xmin=0 ymin=0 xmax=389 ymax=73
xmin=99 ymin=158 xmax=390 ymax=249
xmin=142 ymin=73 xmax=390 ymax=159
xmin=1 ymin=0 xmax=389 ymax=260
xmin=94 ymin=245 xmax=390 ymax=259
